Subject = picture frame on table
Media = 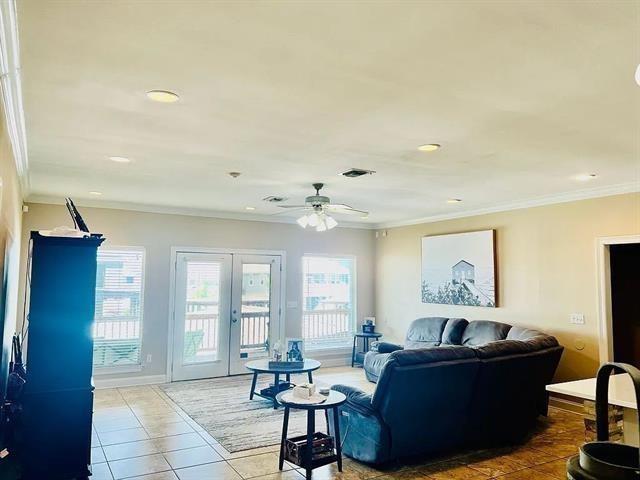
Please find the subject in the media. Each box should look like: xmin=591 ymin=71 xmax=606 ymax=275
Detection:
xmin=286 ymin=338 xmax=304 ymax=362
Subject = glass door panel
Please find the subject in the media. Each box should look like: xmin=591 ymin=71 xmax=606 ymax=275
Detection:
xmin=172 ymin=253 xmax=232 ymax=380
xmin=240 ymin=263 xmax=271 ymax=355
xmin=183 ymin=261 xmax=221 ymax=364
xmin=229 ymin=255 xmax=281 ymax=375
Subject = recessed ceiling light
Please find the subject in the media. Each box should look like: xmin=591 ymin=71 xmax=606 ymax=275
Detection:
xmin=245 ymin=206 xmax=256 ymax=211
xmin=418 ymin=144 xmax=441 ymax=152
xmin=146 ymin=90 xmax=180 ymax=103
xmin=447 ymin=198 xmax=462 ymax=203
xmin=575 ymin=173 xmax=598 ymax=181
xmin=108 ymin=156 xmax=131 ymax=163
xmin=89 ymin=191 xmax=102 ymax=196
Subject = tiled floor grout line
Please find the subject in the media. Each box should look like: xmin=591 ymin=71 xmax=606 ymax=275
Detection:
xmin=89 ymin=370 xmax=581 ymax=480
xmin=111 ymin=385 xmax=260 ymax=479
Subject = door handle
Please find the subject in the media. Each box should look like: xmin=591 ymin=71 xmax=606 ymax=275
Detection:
xmin=232 ymin=317 xmax=238 ymax=323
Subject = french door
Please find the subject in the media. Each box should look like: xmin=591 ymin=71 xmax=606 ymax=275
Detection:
xmin=171 ymin=251 xmax=282 ymax=381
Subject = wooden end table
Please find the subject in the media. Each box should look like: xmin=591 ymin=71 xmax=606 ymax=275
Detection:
xmin=351 ymin=332 xmax=382 ymax=367
xmin=245 ymin=359 xmax=321 ymax=409
xmin=276 ymin=390 xmax=347 ymax=480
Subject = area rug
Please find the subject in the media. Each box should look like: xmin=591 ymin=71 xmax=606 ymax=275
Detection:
xmin=160 ymin=374 xmax=329 ymax=452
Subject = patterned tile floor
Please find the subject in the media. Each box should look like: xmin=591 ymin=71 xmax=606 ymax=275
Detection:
xmin=88 ymin=367 xmax=583 ymax=479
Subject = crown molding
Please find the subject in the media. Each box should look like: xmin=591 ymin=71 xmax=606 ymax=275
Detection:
xmin=0 ymin=0 xmax=29 ymax=195
xmin=28 ymin=182 xmax=639 ymax=232
xmin=25 ymin=195 xmax=374 ymax=230
xmin=374 ymin=182 xmax=640 ymax=229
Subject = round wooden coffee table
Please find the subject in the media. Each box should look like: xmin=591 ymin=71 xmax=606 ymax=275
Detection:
xmin=245 ymin=359 xmax=321 ymax=409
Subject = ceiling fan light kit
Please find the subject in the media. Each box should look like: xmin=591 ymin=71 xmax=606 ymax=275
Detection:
xmin=280 ymin=183 xmax=368 ymax=232
xmin=297 ymin=211 xmax=337 ymax=232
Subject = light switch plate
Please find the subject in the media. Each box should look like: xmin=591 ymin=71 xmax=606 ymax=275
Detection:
xmin=569 ymin=313 xmax=585 ymax=325
xmin=286 ymin=301 xmax=298 ymax=309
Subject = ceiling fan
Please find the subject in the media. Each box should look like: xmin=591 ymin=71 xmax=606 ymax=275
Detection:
xmin=277 ymin=183 xmax=369 ymax=231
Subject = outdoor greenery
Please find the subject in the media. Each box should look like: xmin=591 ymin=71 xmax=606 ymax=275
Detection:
xmin=422 ymin=282 xmax=494 ymax=307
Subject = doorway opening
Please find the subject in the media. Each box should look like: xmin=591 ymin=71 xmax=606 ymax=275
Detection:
xmin=610 ymin=243 xmax=640 ymax=366
xmin=597 ymin=235 xmax=640 ymax=365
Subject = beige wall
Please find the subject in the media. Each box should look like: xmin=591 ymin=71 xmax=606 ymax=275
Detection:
xmin=0 ymin=100 xmax=24 ymax=398
xmin=375 ymin=193 xmax=640 ymax=382
xmin=18 ymin=193 xmax=640 ymax=383
xmin=20 ymin=203 xmax=376 ymax=380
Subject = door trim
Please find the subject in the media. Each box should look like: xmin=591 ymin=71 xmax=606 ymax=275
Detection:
xmin=596 ymin=235 xmax=640 ymax=364
xmin=166 ymin=247 xmax=287 ymax=382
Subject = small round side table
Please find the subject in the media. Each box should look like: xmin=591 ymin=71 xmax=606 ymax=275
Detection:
xmin=276 ymin=390 xmax=346 ymax=480
xmin=351 ymin=332 xmax=382 ymax=367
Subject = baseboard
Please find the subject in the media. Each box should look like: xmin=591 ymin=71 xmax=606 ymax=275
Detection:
xmin=94 ymin=374 xmax=167 ymax=389
xmin=94 ymin=358 xmax=349 ymax=389
xmin=549 ymin=393 xmax=584 ymax=415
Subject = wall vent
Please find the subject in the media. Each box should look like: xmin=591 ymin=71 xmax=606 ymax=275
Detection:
xmin=341 ymin=168 xmax=376 ymax=178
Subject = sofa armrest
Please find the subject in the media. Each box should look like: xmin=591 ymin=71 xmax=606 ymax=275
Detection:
xmin=329 ymin=384 xmax=391 ymax=463
xmin=371 ymin=341 xmax=404 ymax=354
xmin=331 ymin=384 xmax=377 ymax=416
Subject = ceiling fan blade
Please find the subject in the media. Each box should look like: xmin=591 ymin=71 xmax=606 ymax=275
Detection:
xmin=270 ymin=207 xmax=309 ymax=216
xmin=276 ymin=205 xmax=308 ymax=208
xmin=326 ymin=204 xmax=369 ymax=215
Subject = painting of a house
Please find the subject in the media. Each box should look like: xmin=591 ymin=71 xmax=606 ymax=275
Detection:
xmin=421 ymin=230 xmax=496 ymax=307
xmin=452 ymin=260 xmax=474 ymax=284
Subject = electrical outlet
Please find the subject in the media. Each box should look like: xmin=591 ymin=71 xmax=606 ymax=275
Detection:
xmin=146 ymin=354 xmax=152 ymax=363
xmin=569 ymin=313 xmax=585 ymax=325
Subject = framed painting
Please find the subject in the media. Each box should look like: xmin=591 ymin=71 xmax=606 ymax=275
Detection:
xmin=421 ymin=230 xmax=496 ymax=307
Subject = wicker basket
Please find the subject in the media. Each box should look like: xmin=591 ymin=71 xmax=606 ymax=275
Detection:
xmin=285 ymin=432 xmax=335 ymax=467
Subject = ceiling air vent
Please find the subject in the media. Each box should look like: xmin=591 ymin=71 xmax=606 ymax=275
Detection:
xmin=263 ymin=195 xmax=289 ymax=203
xmin=341 ymin=168 xmax=376 ymax=178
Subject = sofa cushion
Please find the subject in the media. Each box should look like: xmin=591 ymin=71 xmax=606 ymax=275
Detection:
xmin=462 ymin=320 xmax=512 ymax=346
xmin=473 ymin=336 xmax=560 ymax=359
xmin=370 ymin=341 xmax=404 ymax=354
xmin=507 ymin=326 xmax=543 ymax=341
xmin=405 ymin=317 xmax=449 ymax=348
xmin=441 ymin=318 xmax=469 ymax=345
xmin=364 ymin=351 xmax=391 ymax=381
xmin=388 ymin=345 xmax=476 ymax=366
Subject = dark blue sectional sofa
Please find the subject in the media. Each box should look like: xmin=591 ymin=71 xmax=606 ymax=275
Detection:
xmin=328 ymin=318 xmax=563 ymax=464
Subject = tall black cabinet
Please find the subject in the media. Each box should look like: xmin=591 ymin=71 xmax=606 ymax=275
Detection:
xmin=20 ymin=232 xmax=104 ymax=480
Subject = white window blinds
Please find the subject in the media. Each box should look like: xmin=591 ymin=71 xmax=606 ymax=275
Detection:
xmin=93 ymin=248 xmax=145 ymax=368
xmin=302 ymin=256 xmax=355 ymax=350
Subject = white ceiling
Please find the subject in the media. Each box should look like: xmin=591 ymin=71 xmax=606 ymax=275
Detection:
xmin=17 ymin=1 xmax=640 ymax=227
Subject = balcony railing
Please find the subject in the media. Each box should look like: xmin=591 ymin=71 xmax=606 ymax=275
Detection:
xmin=184 ymin=300 xmax=271 ymax=358
xmin=302 ymin=306 xmax=352 ymax=347
xmin=94 ymin=300 xmax=354 ymax=367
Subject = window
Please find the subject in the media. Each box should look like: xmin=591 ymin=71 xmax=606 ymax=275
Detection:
xmin=93 ymin=248 xmax=145 ymax=369
xmin=302 ymin=256 xmax=355 ymax=350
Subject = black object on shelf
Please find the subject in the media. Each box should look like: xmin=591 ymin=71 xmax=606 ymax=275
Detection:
xmin=268 ymin=361 xmax=304 ymax=369
xmin=285 ymin=432 xmax=335 ymax=467
xmin=260 ymin=381 xmax=292 ymax=398
xmin=65 ymin=197 xmax=90 ymax=233
xmin=362 ymin=324 xmax=375 ymax=334
xmin=566 ymin=362 xmax=640 ymax=480
xmin=19 ymin=232 xmax=105 ymax=480
xmin=351 ymin=332 xmax=382 ymax=368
